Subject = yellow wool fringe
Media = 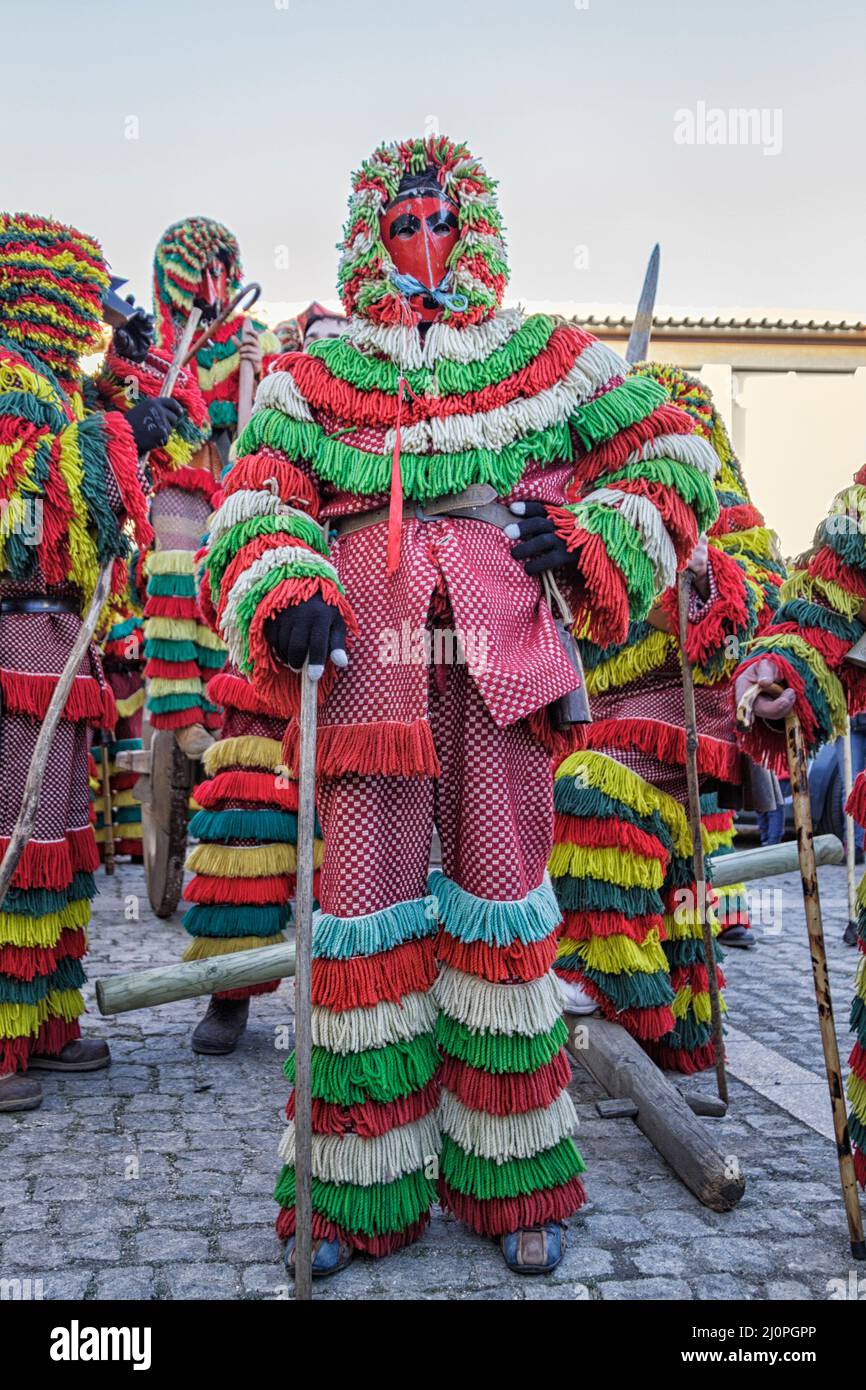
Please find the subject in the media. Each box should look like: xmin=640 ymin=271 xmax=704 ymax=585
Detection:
xmin=203 ymin=736 xmax=284 ymax=775
xmin=672 ymin=985 xmax=725 ymax=1023
xmin=555 ymin=750 xmax=692 ymax=857
xmin=185 ymin=841 xmax=299 ymax=878
xmin=145 ymin=616 xmax=199 ymax=642
xmin=195 ymin=623 xmax=225 ymax=653
xmin=663 ymin=906 xmax=721 ymax=942
xmin=181 ymin=932 xmax=285 ymax=962
xmin=848 ymin=1073 xmax=866 ymax=1117
xmin=147 ymin=677 xmax=202 ymax=697
xmin=547 ymin=842 xmax=664 ymax=890
xmin=148 ymin=550 xmax=196 ymax=576
xmin=586 ymin=629 xmax=674 ymax=696
xmin=780 ymin=570 xmax=863 ymax=622
xmin=558 ymin=931 xmax=669 ymax=975
xmin=0 ymin=899 xmax=90 ymax=947
xmin=0 ymin=988 xmax=84 ymax=1040
xmin=115 ymin=689 xmax=145 ymax=718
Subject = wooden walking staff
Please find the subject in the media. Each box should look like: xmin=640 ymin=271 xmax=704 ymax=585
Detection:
xmin=292 ymin=662 xmax=318 ymax=1300
xmin=0 ymin=564 xmax=115 ymax=909
xmin=676 ymin=570 xmax=728 ymax=1104
xmin=99 ymin=735 xmax=116 ymax=876
xmin=737 ymin=681 xmax=866 ymax=1259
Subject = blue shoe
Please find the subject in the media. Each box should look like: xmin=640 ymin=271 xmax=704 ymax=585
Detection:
xmin=500 ymin=1224 xmax=566 ymax=1275
xmin=284 ymin=1235 xmax=354 ymax=1280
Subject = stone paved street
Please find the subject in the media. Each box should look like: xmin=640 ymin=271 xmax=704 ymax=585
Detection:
xmin=1 ymin=859 xmax=864 ymax=1301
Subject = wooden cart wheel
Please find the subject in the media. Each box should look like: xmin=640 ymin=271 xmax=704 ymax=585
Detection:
xmin=142 ymin=729 xmax=194 ymax=918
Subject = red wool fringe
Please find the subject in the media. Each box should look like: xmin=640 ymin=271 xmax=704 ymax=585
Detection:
xmin=847 ymin=1041 xmax=866 ymax=1082
xmin=217 ymin=533 xmax=322 ymax=626
xmin=574 ymin=403 xmax=697 ymax=491
xmin=214 ymin=980 xmax=281 ymax=1001
xmin=192 ymin=770 xmax=299 ymax=810
xmin=809 ymin=546 xmax=866 ymax=600
xmin=150 ymin=708 xmax=204 ymax=731
xmin=645 ymin=1040 xmax=719 ymax=1075
xmin=144 ymin=657 xmax=201 ymax=680
xmin=701 ymin=811 xmax=735 ymax=836
xmin=546 ymin=514 xmax=631 ymax=647
xmin=438 ymin=1175 xmax=586 ymax=1237
xmin=184 ymin=873 xmax=293 ymax=906
xmin=438 ymin=1052 xmax=573 ymax=1116
xmin=553 ymin=812 xmax=668 ymax=866
xmin=275 ymin=1206 xmax=430 ymax=1257
xmin=154 ymin=466 xmax=218 ymax=501
xmin=206 ymin=670 xmax=276 ymax=717
xmin=223 ymin=451 xmax=320 ymax=516
xmin=847 ymin=773 xmax=866 ymax=828
xmin=855 ymin=1148 xmax=866 ymax=1190
xmin=0 ymin=928 xmax=87 ymax=982
xmin=311 ymin=938 xmax=437 ymax=1012
xmin=604 ymin=476 xmax=702 ymax=570
xmin=560 ymin=909 xmax=667 ymax=945
xmin=0 ymin=668 xmax=107 ymax=724
xmin=246 ymin=577 xmax=356 ymax=720
xmin=711 ymin=503 xmax=765 ymax=537
xmin=580 ymin=717 xmax=740 ymax=784
xmin=435 ymin=929 xmax=557 ymax=983
xmin=286 ymin=1077 xmax=441 ymax=1138
xmin=282 ymin=717 xmax=440 ymax=780
xmin=663 ymin=547 xmax=750 ymax=669
xmin=103 ymin=411 xmax=153 ymax=552
xmin=144 ymin=595 xmax=199 ymax=621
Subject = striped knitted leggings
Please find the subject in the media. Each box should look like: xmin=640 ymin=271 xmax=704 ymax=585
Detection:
xmin=550 ymin=750 xmax=725 ymax=1074
xmin=275 ymin=660 xmax=585 ymax=1255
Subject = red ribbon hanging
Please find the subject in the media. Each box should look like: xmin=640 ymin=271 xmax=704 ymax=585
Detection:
xmin=386 ymin=374 xmax=405 ymax=574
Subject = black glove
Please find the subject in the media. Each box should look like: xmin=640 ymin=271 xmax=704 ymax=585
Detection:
xmin=264 ymin=596 xmax=348 ymax=680
xmin=113 ymin=305 xmax=154 ymax=363
xmin=126 ymin=397 xmax=184 ymax=454
xmin=505 ymin=500 xmax=575 ymax=576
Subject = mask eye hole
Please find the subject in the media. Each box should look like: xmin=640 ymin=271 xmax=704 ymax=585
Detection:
xmin=389 ymin=213 xmax=420 ymax=240
xmin=426 ymin=211 xmax=458 ymax=237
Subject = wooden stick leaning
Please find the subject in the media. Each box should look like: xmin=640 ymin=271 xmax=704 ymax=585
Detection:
xmin=736 ymin=681 xmax=866 ymax=1259
xmin=0 ymin=563 xmax=116 ymax=910
xmin=843 ymin=717 xmax=858 ymax=938
xmin=292 ymin=663 xmax=318 ymax=1301
xmin=99 ymin=735 xmax=116 ymax=876
xmin=676 ymin=570 xmax=728 ymax=1104
xmin=236 ymin=319 xmax=258 ymax=435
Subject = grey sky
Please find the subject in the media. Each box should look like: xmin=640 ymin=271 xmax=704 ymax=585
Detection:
xmin=3 ymin=0 xmax=863 ymax=316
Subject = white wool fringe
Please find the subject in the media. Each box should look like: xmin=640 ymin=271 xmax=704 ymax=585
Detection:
xmin=311 ymin=992 xmax=437 ymax=1054
xmin=278 ymin=1113 xmax=441 ymax=1187
xmin=253 ymin=367 xmax=315 ymax=422
xmin=433 ymin=965 xmax=565 ymax=1037
xmin=626 ymin=431 xmax=720 ymax=480
xmin=345 ymin=308 xmax=524 ymax=369
xmin=438 ymin=1089 xmax=577 ymax=1162
xmin=580 ymin=487 xmax=677 ymax=592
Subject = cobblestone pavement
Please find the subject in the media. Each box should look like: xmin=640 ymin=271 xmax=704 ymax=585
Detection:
xmin=1 ymin=859 xmax=864 ymax=1301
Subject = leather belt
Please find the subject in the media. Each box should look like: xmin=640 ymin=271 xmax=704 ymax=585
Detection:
xmin=334 ymin=483 xmax=514 ymax=538
xmin=0 ymin=597 xmax=80 ymax=615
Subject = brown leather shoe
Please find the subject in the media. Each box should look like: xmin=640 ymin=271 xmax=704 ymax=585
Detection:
xmin=0 ymin=1072 xmax=43 ymax=1112
xmin=28 ymin=1038 xmax=111 ymax=1072
xmin=284 ymin=1235 xmax=354 ymax=1280
xmin=191 ymin=997 xmax=250 ymax=1055
xmin=500 ymin=1223 xmax=566 ymax=1275
xmin=176 ymin=723 xmax=216 ymax=759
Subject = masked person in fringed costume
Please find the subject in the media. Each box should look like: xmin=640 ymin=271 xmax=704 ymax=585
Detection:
xmin=0 ymin=214 xmax=158 ymax=1112
xmin=197 ymin=135 xmax=721 ymax=1276
xmin=184 ymin=306 xmax=344 ymax=1057
xmin=550 ymin=365 xmax=786 ymax=1070
xmin=730 ymin=474 xmax=866 ymax=1189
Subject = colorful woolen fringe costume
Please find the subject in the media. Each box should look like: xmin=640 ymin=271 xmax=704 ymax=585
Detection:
xmin=197 ymin=136 xmax=721 ymax=1255
xmin=93 ymin=556 xmax=146 ymax=859
xmin=731 ymin=466 xmax=866 ymax=1185
xmin=0 ymin=213 xmax=150 ymax=1072
xmin=551 ymin=365 xmax=785 ymax=1072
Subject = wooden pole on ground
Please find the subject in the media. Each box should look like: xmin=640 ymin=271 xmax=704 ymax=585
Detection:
xmin=0 ymin=564 xmax=115 ymax=910
xmin=293 ymin=663 xmax=317 ymax=1300
xmin=676 ymin=570 xmax=728 ymax=1103
xmin=783 ymin=710 xmax=866 ymax=1260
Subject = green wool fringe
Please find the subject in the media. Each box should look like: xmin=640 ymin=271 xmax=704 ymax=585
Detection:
xmin=188 ymin=808 xmax=297 ymax=844
xmin=572 ymin=375 xmax=667 ymax=449
xmin=207 ymin=511 xmax=330 ymax=597
xmin=144 ymin=637 xmax=199 ymax=663
xmin=147 ymin=573 xmax=197 ymax=598
xmin=602 ymin=457 xmax=719 ymax=535
xmin=435 ymin=1014 xmax=568 ymax=1075
xmin=439 ymin=1134 xmax=586 ymax=1200
xmin=274 ymin=1163 xmax=436 ymax=1236
xmin=4 ymin=872 xmax=95 ymax=918
xmin=283 ymin=1032 xmax=439 ymax=1107
xmin=552 ymin=874 xmax=663 ymax=919
xmin=184 ymin=902 xmax=289 ymax=939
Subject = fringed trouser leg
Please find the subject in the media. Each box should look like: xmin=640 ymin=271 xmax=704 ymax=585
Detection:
xmin=701 ymin=793 xmax=750 ymax=931
xmin=550 ymin=750 xmax=725 ymax=1073
xmin=430 ymin=661 xmax=585 ymax=1236
xmin=0 ymin=716 xmax=97 ymax=1073
xmin=145 ymin=488 xmax=224 ymax=732
xmin=182 ymin=669 xmax=305 ymax=1001
xmin=93 ymin=669 xmax=145 ymax=860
